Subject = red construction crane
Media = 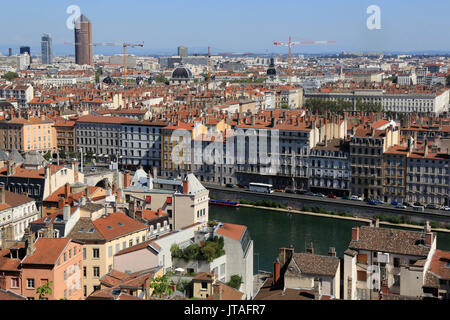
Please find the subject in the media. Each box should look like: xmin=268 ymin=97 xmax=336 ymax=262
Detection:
xmin=273 ymin=36 xmax=335 ymax=85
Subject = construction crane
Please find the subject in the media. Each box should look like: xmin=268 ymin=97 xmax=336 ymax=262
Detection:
xmin=273 ymin=36 xmax=335 ymax=85
xmin=64 ymin=41 xmax=144 ymax=86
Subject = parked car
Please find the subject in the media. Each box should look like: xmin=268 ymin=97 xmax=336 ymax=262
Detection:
xmin=237 ymin=184 xmax=246 ymax=189
xmin=351 ymin=195 xmax=363 ymax=201
xmin=395 ymin=204 xmax=407 ymax=209
xmin=295 ymin=190 xmax=306 ymax=195
xmin=441 ymin=206 xmax=450 ymax=211
xmin=342 ymin=195 xmax=351 ymax=200
xmin=413 ymin=205 xmax=425 ymax=212
xmin=315 ymin=193 xmax=325 ymax=198
xmin=391 ymin=201 xmax=400 ymax=206
xmin=285 ymin=189 xmax=295 ymax=194
xmin=274 ymin=188 xmax=285 ymax=193
xmin=426 ymin=204 xmax=439 ymax=210
xmin=414 ymin=202 xmax=423 ymax=207
xmin=368 ymin=199 xmax=377 ymax=205
xmin=305 ymin=191 xmax=315 ymax=196
xmin=403 ymin=202 xmax=412 ymax=207
xmin=327 ymin=193 xmax=337 ymax=199
xmin=225 ymin=184 xmax=237 ymax=188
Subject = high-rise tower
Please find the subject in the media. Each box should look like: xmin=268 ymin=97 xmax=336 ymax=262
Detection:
xmin=41 ymin=34 xmax=53 ymax=65
xmin=74 ymin=14 xmax=93 ymax=65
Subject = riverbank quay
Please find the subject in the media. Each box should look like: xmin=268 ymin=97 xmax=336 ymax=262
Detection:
xmin=205 ymin=184 xmax=450 ymax=224
xmin=237 ymin=204 xmax=450 ymax=233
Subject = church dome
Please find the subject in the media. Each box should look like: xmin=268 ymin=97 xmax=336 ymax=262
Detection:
xmin=171 ymin=64 xmax=193 ymax=79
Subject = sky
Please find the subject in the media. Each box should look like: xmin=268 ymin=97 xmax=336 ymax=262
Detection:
xmin=1 ymin=0 xmax=450 ymax=56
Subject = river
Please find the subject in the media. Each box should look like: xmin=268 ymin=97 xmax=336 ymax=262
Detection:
xmin=209 ymin=205 xmax=450 ymax=274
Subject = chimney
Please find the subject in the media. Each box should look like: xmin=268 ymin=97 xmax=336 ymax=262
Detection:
xmin=129 ymin=200 xmax=135 ymax=219
xmin=24 ymin=228 xmax=36 ymax=256
xmin=58 ymin=197 xmax=65 ymax=210
xmin=152 ymin=166 xmax=158 ymax=180
xmin=328 ymin=247 xmax=336 ymax=257
xmin=157 ymin=208 xmax=163 ymax=216
xmin=425 ymin=232 xmax=434 ymax=246
xmin=112 ymin=183 xmax=117 ymax=194
xmin=0 ymin=186 xmax=5 ymax=204
xmin=64 ymin=183 xmax=71 ymax=198
xmin=63 ymin=205 xmax=71 ymax=221
xmin=313 ymin=278 xmax=322 ymax=300
xmin=306 ymin=243 xmax=314 ymax=254
xmin=273 ymin=259 xmax=281 ymax=286
xmin=80 ymin=196 xmax=86 ymax=206
xmin=124 ymin=171 xmax=131 ymax=188
xmin=424 ymin=139 xmax=429 ymax=156
xmin=183 ymin=179 xmax=189 ymax=194
xmin=352 ymin=227 xmax=360 ymax=241
xmin=85 ymin=187 xmax=91 ymax=200
xmin=6 ymin=161 xmax=15 ymax=176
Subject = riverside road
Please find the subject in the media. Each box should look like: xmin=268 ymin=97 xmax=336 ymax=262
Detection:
xmin=205 ymin=184 xmax=450 ymax=224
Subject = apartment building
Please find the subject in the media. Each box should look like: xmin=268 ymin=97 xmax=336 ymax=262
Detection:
xmin=67 ymin=211 xmax=148 ymax=297
xmin=123 ymin=169 xmax=209 ymax=231
xmin=54 ymin=119 xmax=76 ymax=155
xmin=308 ymin=139 xmax=350 ymax=196
xmin=119 ymin=120 xmax=167 ymax=170
xmin=350 ymin=121 xmax=400 ymax=199
xmin=0 ymin=230 xmax=84 ymax=300
xmin=76 ymin=115 xmax=137 ymax=163
xmin=382 ymin=144 xmax=408 ymax=203
xmin=0 ymin=116 xmax=57 ymax=153
xmin=0 ymin=187 xmax=39 ymax=247
xmin=0 ymin=84 xmax=33 ymax=107
xmin=343 ymin=222 xmax=436 ymax=300
xmin=305 ymin=88 xmax=450 ymax=114
xmin=406 ymin=144 xmax=450 ymax=206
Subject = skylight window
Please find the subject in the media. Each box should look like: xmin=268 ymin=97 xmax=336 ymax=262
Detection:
xmin=107 ymin=226 xmax=113 ymax=230
xmin=117 ymin=222 xmax=123 ymax=226
xmin=78 ymin=228 xmax=85 ymax=232
xmin=88 ymin=228 xmax=95 ymax=233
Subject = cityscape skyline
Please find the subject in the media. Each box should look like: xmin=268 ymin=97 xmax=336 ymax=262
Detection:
xmin=2 ymin=0 xmax=450 ymax=56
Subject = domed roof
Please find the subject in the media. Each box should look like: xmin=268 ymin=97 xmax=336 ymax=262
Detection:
xmin=266 ymin=58 xmax=277 ymax=76
xmin=171 ymin=64 xmax=193 ymax=79
xmin=103 ymin=76 xmax=115 ymax=85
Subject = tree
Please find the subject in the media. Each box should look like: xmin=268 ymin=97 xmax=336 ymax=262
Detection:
xmin=59 ymin=149 xmax=67 ymax=160
xmin=36 ymin=281 xmax=53 ymax=300
xmin=1 ymin=71 xmax=18 ymax=81
xmin=149 ymin=275 xmax=173 ymax=298
xmin=43 ymin=151 xmax=52 ymax=161
xmin=227 ymin=275 xmax=242 ymax=290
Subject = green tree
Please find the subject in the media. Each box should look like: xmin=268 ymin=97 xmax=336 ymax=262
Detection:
xmin=1 ymin=71 xmax=18 ymax=81
xmin=43 ymin=151 xmax=52 ymax=161
xmin=227 ymin=275 xmax=242 ymax=290
xmin=59 ymin=149 xmax=67 ymax=160
xmin=149 ymin=275 xmax=173 ymax=298
xmin=36 ymin=281 xmax=53 ymax=300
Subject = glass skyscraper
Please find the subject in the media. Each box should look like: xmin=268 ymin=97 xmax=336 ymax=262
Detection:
xmin=41 ymin=33 xmax=52 ymax=65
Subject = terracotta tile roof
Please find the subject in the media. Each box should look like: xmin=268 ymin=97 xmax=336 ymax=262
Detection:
xmin=0 ymin=164 xmax=63 ymax=179
xmin=76 ymin=115 xmax=138 ymax=125
xmin=215 ymin=223 xmax=246 ymax=242
xmin=92 ymin=212 xmax=148 ymax=241
xmin=22 ymin=238 xmax=71 ymax=265
xmin=0 ymin=247 xmax=23 ymax=271
xmin=206 ymin=282 xmax=244 ymax=300
xmin=0 ymin=190 xmax=34 ymax=208
xmin=138 ymin=209 xmax=168 ymax=221
xmin=288 ymin=252 xmax=340 ymax=277
xmin=428 ymin=249 xmax=450 ymax=280
xmin=0 ymin=289 xmax=26 ymax=300
xmin=348 ymin=226 xmax=432 ymax=257
xmin=254 ymin=277 xmax=334 ymax=300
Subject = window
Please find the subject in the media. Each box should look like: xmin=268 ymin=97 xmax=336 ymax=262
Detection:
xmin=27 ymin=278 xmax=35 ymax=289
xmin=83 ymin=266 xmax=86 ymax=278
xmin=83 ymin=248 xmax=86 ymax=260
xmin=357 ymin=254 xmax=368 ymax=264
xmin=129 ymin=239 xmax=133 ymax=247
xmin=11 ymin=278 xmax=19 ymax=288
xmin=357 ymin=271 xmax=367 ymax=281
xmin=93 ymin=267 xmax=100 ymax=278
xmin=394 ymin=257 xmax=400 ymax=268
xmin=201 ymin=282 xmax=208 ymax=289
xmin=108 ymin=246 xmax=113 ymax=257
xmin=93 ymin=248 xmax=100 ymax=259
